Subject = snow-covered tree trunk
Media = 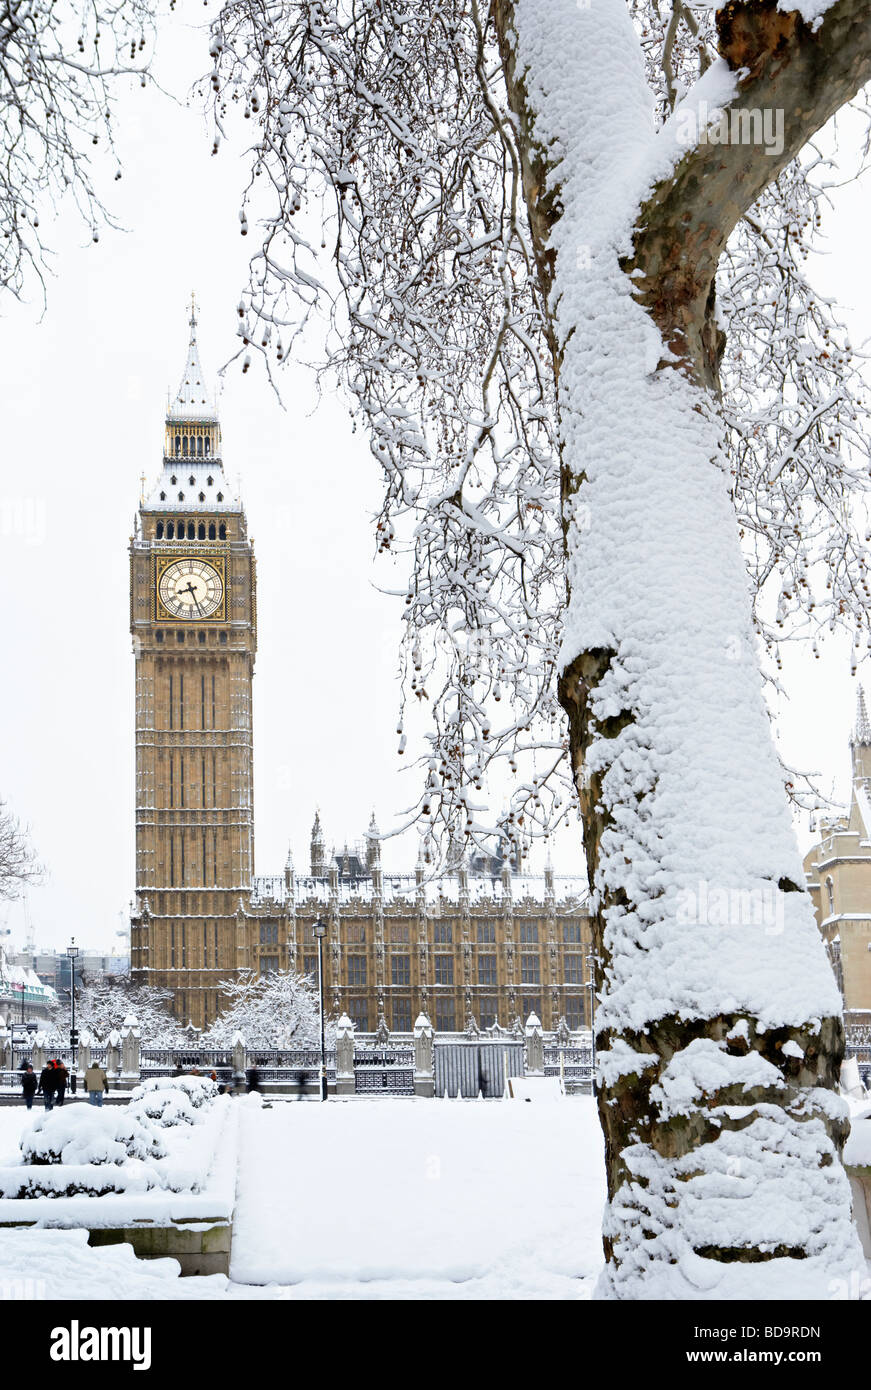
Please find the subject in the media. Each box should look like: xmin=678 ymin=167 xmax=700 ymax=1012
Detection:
xmin=495 ymin=0 xmax=871 ymax=1297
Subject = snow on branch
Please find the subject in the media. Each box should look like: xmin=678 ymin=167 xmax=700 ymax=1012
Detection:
xmin=207 ymin=0 xmax=871 ymax=838
xmin=0 ymin=0 xmax=161 ymax=301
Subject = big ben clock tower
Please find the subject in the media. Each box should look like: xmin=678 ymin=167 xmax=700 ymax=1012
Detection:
xmin=129 ymin=302 xmax=257 ymax=1028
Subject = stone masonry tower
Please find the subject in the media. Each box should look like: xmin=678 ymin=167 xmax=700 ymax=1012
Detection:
xmin=129 ymin=301 xmax=257 ymax=1028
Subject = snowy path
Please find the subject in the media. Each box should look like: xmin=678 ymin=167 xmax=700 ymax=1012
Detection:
xmin=230 ymin=1096 xmax=606 ymax=1299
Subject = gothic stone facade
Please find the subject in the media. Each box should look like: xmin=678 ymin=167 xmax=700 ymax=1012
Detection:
xmin=247 ymin=858 xmax=591 ymax=1035
xmin=804 ymin=692 xmax=871 ymax=1014
xmin=130 ymin=312 xmax=591 ymax=1031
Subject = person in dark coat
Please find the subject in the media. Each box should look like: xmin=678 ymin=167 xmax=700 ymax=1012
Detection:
xmin=53 ymin=1059 xmax=68 ymax=1107
xmin=21 ymin=1064 xmax=37 ymax=1110
xmin=246 ymin=1065 xmax=261 ymax=1094
xmin=37 ymin=1063 xmax=57 ymax=1111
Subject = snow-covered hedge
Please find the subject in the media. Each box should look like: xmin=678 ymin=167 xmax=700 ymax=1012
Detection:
xmin=129 ymin=1075 xmax=218 ymax=1110
xmin=129 ymin=1088 xmax=197 ymax=1129
xmin=22 ymin=1108 xmax=167 ymax=1167
xmin=2 ymin=1076 xmax=222 ymax=1199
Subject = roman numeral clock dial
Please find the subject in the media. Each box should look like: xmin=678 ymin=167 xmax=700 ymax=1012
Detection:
xmin=158 ymin=558 xmax=224 ymax=619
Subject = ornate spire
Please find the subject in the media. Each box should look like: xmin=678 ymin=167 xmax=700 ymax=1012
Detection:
xmin=310 ymin=811 xmax=327 ymax=876
xmin=366 ymin=811 xmax=381 ymax=871
xmin=167 ymin=294 xmax=218 ymax=423
xmin=855 ymin=686 xmax=871 ymax=746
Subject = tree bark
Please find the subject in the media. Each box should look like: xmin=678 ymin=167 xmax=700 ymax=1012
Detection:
xmin=494 ymin=0 xmax=871 ymax=1295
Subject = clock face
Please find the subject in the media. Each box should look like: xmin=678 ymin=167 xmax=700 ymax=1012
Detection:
xmin=158 ymin=558 xmax=224 ymax=619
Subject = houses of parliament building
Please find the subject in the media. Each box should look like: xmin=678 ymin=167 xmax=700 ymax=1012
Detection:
xmin=129 ymin=309 xmax=592 ymax=1033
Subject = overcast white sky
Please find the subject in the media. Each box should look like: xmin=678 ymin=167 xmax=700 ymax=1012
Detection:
xmin=0 ymin=11 xmax=868 ymax=953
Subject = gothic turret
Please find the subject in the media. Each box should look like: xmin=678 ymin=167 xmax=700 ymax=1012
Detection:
xmin=310 ymin=811 xmax=327 ymax=877
xmin=366 ymin=812 xmax=381 ymax=872
xmin=852 ymin=686 xmax=871 ymax=782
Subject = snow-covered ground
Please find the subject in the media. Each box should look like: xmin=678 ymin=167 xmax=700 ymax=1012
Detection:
xmin=0 ymin=1096 xmax=607 ymax=1300
xmin=231 ymin=1095 xmax=606 ymax=1298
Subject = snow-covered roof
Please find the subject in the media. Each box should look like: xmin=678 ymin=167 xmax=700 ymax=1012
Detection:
xmin=250 ymin=873 xmax=589 ymax=910
xmin=142 ymin=459 xmax=240 ymax=514
xmin=166 ymin=301 xmax=218 ymax=424
xmin=0 ymin=947 xmax=56 ymax=1000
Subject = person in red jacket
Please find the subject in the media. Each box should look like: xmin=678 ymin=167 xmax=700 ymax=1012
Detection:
xmin=53 ymin=1059 xmax=69 ymax=1107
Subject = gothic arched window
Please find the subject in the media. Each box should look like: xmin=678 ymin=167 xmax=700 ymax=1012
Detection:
xmin=156 ymin=522 xmax=164 ymax=539
xmin=208 ymin=523 xmax=216 ymax=540
xmin=204 ymin=438 xmax=211 ymax=456
xmin=826 ymin=877 xmax=835 ymax=917
xmin=197 ymin=437 xmax=204 ymax=456
xmin=187 ymin=522 xmax=195 ymax=540
xmin=198 ymin=523 xmax=206 ymax=539
xmin=167 ymin=522 xmax=175 ymax=539
xmin=219 ymin=523 xmax=226 ymax=540
xmin=175 ymin=436 xmax=181 ymax=457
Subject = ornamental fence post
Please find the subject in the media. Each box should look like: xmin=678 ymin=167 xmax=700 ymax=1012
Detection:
xmin=413 ymin=1013 xmax=434 ymax=1098
xmin=231 ymin=1031 xmax=247 ymax=1079
xmin=336 ymin=1013 xmax=355 ymax=1097
xmin=525 ymin=1012 xmax=544 ymax=1076
xmin=120 ymin=1014 xmax=141 ymax=1088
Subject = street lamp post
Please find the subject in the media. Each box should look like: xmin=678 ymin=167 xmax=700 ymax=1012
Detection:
xmin=313 ymin=919 xmax=328 ymax=1101
xmin=66 ymin=940 xmax=79 ymax=1059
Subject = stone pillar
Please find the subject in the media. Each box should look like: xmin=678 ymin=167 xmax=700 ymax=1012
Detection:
xmin=105 ymin=1029 xmax=121 ymax=1078
xmin=120 ymin=1014 xmax=141 ymax=1087
xmin=77 ymin=1029 xmax=92 ymax=1074
xmin=232 ymin=1031 xmax=247 ymax=1078
xmin=413 ymin=1012 xmax=434 ymax=1098
xmin=32 ymin=1035 xmax=47 ymax=1073
xmin=525 ymin=1012 xmax=544 ymax=1075
xmin=0 ymin=1024 xmax=10 ymax=1072
xmin=335 ymin=1012 xmax=355 ymax=1097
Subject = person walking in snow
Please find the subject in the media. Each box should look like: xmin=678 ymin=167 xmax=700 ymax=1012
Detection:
xmin=246 ymin=1065 xmax=261 ymax=1094
xmin=37 ymin=1062 xmax=56 ymax=1111
xmin=84 ymin=1061 xmax=109 ymax=1107
xmin=53 ymin=1059 xmax=68 ymax=1107
xmin=20 ymin=1064 xmax=37 ymax=1110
